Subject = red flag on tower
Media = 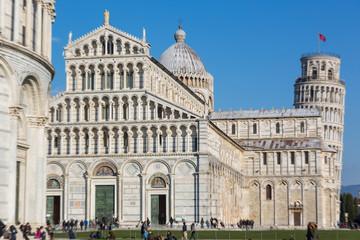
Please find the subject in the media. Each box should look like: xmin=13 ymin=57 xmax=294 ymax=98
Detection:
xmin=319 ymin=33 xmax=326 ymax=42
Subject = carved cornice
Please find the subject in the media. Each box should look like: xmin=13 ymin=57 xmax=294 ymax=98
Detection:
xmin=27 ymin=116 xmax=49 ymax=127
xmin=0 ymin=40 xmax=55 ymax=79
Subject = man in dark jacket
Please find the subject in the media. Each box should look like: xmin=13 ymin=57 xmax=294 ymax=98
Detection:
xmin=169 ymin=217 xmax=174 ymax=228
xmin=9 ymin=225 xmax=17 ymax=240
xmin=190 ymin=223 xmax=195 ymax=240
xmin=181 ymin=222 xmax=187 ymax=240
xmin=0 ymin=220 xmax=6 ymax=238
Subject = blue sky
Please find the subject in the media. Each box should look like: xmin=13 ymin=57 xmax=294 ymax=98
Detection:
xmin=51 ymin=0 xmax=360 ymax=185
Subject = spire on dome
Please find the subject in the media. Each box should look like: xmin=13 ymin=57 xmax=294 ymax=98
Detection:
xmin=174 ymin=23 xmax=186 ymax=43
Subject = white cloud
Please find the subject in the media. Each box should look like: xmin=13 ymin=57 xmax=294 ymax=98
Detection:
xmin=52 ymin=37 xmax=61 ymax=42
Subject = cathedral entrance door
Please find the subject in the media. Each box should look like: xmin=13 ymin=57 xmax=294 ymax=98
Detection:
xmin=294 ymin=212 xmax=301 ymax=226
xmin=151 ymin=195 xmax=166 ymax=225
xmin=95 ymin=185 xmax=114 ymax=221
xmin=46 ymin=196 xmax=60 ymax=224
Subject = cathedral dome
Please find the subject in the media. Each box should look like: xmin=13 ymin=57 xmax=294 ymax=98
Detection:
xmin=159 ymin=26 xmax=207 ymax=75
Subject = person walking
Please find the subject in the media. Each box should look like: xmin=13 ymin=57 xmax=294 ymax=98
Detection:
xmin=190 ymin=223 xmax=195 ymax=240
xmin=9 ymin=225 xmax=17 ymax=240
xmin=84 ymin=219 xmax=88 ymax=230
xmin=200 ymin=218 xmax=204 ymax=228
xmin=306 ymin=222 xmax=319 ymax=240
xmin=181 ymin=222 xmax=187 ymax=240
xmin=169 ymin=217 xmax=174 ymax=228
xmin=80 ymin=220 xmax=84 ymax=231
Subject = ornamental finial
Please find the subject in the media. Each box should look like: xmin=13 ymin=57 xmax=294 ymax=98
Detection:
xmin=68 ymin=31 xmax=72 ymax=43
xmin=104 ymin=10 xmax=110 ymax=25
xmin=178 ymin=18 xmax=183 ymax=29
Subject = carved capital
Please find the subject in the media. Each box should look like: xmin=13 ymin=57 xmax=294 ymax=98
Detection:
xmin=9 ymin=107 xmax=22 ymax=119
xmin=69 ymin=132 xmax=76 ymax=138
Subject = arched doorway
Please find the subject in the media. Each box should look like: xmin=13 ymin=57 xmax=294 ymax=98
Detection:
xmin=148 ymin=174 xmax=169 ymax=225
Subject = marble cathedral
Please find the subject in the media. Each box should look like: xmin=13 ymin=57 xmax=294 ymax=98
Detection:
xmin=0 ymin=4 xmax=345 ymax=228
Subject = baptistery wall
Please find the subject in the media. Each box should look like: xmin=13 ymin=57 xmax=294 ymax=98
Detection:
xmin=0 ymin=0 xmax=55 ymax=225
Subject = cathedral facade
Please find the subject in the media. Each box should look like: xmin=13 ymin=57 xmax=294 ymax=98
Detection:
xmin=44 ymin=15 xmax=345 ymax=228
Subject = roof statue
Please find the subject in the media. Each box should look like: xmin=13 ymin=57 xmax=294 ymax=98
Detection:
xmin=104 ymin=10 xmax=109 ymax=25
xmin=68 ymin=31 xmax=72 ymax=44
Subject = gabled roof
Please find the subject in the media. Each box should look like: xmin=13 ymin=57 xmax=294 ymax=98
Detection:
xmin=210 ymin=108 xmax=321 ymax=120
xmin=65 ymin=24 xmax=148 ymax=49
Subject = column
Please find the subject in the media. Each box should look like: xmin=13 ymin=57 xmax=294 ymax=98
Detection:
xmin=176 ymin=129 xmax=182 ymax=152
xmin=0 ymin=0 xmax=5 ymax=37
xmin=79 ymin=101 xmax=85 ymax=122
xmin=137 ymin=130 xmax=142 ymax=154
xmin=118 ymin=132 xmax=123 ymax=154
xmin=62 ymin=103 xmax=67 ymax=122
xmin=79 ymin=132 xmax=85 ymax=155
xmin=146 ymin=101 xmax=150 ymax=120
xmin=114 ymin=69 xmax=119 ymax=89
xmin=156 ymin=130 xmax=161 ymax=153
xmin=99 ymin=102 xmax=103 ymax=121
xmin=88 ymin=132 xmax=94 ymax=155
xmin=69 ymin=132 xmax=75 ymax=155
xmin=146 ymin=130 xmax=152 ymax=153
xmin=89 ymin=102 xmax=95 ymax=121
xmin=98 ymin=131 xmax=104 ymax=154
xmin=134 ymin=67 xmax=139 ymax=89
xmin=50 ymin=132 xmax=56 ymax=155
xmin=128 ymin=131 xmax=133 ymax=154
xmin=186 ymin=129 xmax=192 ymax=152
xmin=128 ymin=100 xmax=133 ymax=121
xmin=166 ymin=130 xmax=172 ymax=153
xmin=41 ymin=5 xmax=48 ymax=56
xmin=154 ymin=103 xmax=157 ymax=120
xmin=140 ymin=173 xmax=147 ymax=220
xmin=119 ymin=101 xmax=124 ymax=120
xmin=35 ymin=0 xmax=42 ymax=53
xmin=170 ymin=173 xmax=175 ymax=219
xmin=60 ymin=132 xmax=67 ymax=155
xmin=105 ymin=36 xmax=108 ymax=55
xmin=109 ymin=131 xmax=114 ymax=154
xmin=13 ymin=0 xmax=20 ymax=42
xmin=70 ymin=101 xmax=76 ymax=122
xmin=109 ymin=101 xmax=114 ymax=120
xmin=47 ymin=131 xmax=53 ymax=155
xmin=123 ymin=68 xmax=127 ymax=88
xmin=76 ymin=70 xmax=82 ymax=91
xmin=24 ymin=0 xmax=33 ymax=46
xmin=47 ymin=8 xmax=53 ymax=60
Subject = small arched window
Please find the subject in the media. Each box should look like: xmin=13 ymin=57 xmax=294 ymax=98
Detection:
xmin=328 ymin=69 xmax=333 ymax=80
xmin=123 ymin=132 xmax=128 ymax=150
xmin=103 ymin=131 xmax=109 ymax=148
xmin=231 ymin=124 xmax=236 ymax=135
xmin=312 ymin=67 xmax=318 ymax=79
xmin=266 ymin=185 xmax=272 ymax=200
xmin=276 ymin=123 xmax=280 ymax=134
xmin=300 ymin=121 xmax=305 ymax=133
xmin=85 ymin=133 xmax=89 ymax=148
xmin=253 ymin=123 xmax=257 ymax=134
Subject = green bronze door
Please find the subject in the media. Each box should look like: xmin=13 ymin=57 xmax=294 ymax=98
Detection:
xmin=151 ymin=195 xmax=159 ymax=225
xmin=46 ymin=196 xmax=54 ymax=224
xmin=151 ymin=195 xmax=166 ymax=225
xmin=95 ymin=185 xmax=114 ymax=221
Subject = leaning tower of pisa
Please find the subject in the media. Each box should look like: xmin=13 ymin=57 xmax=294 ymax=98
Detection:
xmin=294 ymin=52 xmax=345 ymax=215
